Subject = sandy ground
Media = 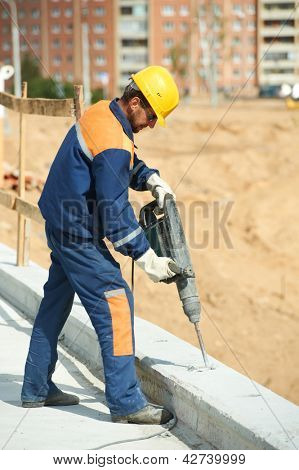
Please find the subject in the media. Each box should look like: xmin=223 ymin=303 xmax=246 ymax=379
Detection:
xmin=0 ymin=98 xmax=298 ymax=405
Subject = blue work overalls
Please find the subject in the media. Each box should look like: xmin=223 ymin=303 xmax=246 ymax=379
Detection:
xmin=21 ymin=99 xmax=158 ymax=416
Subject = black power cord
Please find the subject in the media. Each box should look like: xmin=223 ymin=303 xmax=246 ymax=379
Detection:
xmin=90 ymin=413 xmax=178 ymax=450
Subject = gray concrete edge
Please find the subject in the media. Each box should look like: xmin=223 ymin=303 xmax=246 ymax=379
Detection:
xmin=0 ymin=243 xmax=298 ymax=450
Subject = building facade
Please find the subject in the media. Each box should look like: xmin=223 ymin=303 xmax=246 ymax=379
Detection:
xmin=0 ymin=0 xmax=267 ymax=100
xmin=257 ymin=0 xmax=299 ymax=93
xmin=0 ymin=0 xmax=115 ymax=97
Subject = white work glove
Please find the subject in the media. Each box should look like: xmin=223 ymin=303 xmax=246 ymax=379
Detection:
xmin=146 ymin=173 xmax=176 ymax=210
xmin=135 ymin=248 xmax=176 ymax=283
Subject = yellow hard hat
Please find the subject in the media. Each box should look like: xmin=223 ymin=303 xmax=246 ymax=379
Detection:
xmin=131 ymin=66 xmax=179 ymax=127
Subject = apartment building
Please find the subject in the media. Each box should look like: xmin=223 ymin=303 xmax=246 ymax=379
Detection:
xmin=117 ymin=0 xmax=258 ymax=96
xmin=0 ymin=0 xmax=259 ymax=99
xmin=0 ymin=0 xmax=115 ymax=96
xmin=257 ymin=0 xmax=299 ymax=92
xmin=114 ymin=0 xmax=148 ymax=90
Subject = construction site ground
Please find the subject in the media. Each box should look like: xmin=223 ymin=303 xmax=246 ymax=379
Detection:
xmin=0 ymin=98 xmax=298 ymax=406
xmin=0 ymin=296 xmax=210 ymax=450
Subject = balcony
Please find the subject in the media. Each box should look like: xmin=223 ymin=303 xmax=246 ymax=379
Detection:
xmin=260 ymin=9 xmax=296 ymax=20
xmin=261 ymin=59 xmax=296 ymax=68
xmin=259 ymin=72 xmax=297 ymax=84
xmin=262 ymin=0 xmax=295 ymax=4
xmin=260 ymin=26 xmax=295 ymax=35
xmin=260 ymin=43 xmax=296 ymax=53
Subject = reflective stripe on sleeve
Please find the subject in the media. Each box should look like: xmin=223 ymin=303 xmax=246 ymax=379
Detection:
xmin=131 ymin=161 xmax=145 ymax=176
xmin=113 ymin=226 xmax=142 ymax=248
xmin=104 ymin=288 xmax=126 ymax=299
xmin=75 ymin=122 xmax=93 ymax=161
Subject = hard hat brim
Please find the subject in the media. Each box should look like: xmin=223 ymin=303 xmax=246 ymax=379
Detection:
xmin=157 ymin=114 xmax=166 ymax=127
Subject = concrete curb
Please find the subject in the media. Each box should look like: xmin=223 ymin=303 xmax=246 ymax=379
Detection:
xmin=0 ymin=243 xmax=298 ymax=450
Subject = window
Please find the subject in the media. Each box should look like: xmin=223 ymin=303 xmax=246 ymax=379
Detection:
xmin=95 ymin=55 xmax=106 ymax=66
xmin=2 ymin=25 xmax=9 ymax=34
xmin=121 ymin=39 xmax=148 ymax=47
xmin=233 ymin=4 xmax=242 ymax=14
xmin=32 ymin=25 xmax=40 ymax=35
xmin=65 ymin=8 xmax=73 ymax=17
xmin=94 ymin=23 xmax=106 ymax=33
xmin=52 ymin=39 xmax=61 ymax=49
xmin=65 ymin=23 xmax=73 ymax=33
xmin=94 ymin=38 xmax=105 ymax=49
xmin=233 ymin=20 xmax=241 ymax=31
xmin=233 ymin=69 xmax=241 ymax=77
xmin=247 ymin=20 xmax=255 ymax=31
xmin=180 ymin=5 xmax=189 ymax=16
xmin=120 ymin=20 xmax=147 ymax=33
xmin=53 ymin=56 xmax=62 ymax=66
xmin=233 ymin=52 xmax=241 ymax=63
xmin=51 ymin=24 xmax=61 ymax=34
xmin=213 ymin=4 xmax=222 ymax=16
xmin=51 ymin=8 xmax=60 ymax=17
xmin=32 ymin=9 xmax=40 ymax=19
xmin=121 ymin=7 xmax=133 ymax=15
xmin=134 ymin=5 xmax=147 ymax=16
xmin=163 ymin=22 xmax=174 ymax=31
xmin=66 ymin=73 xmax=73 ymax=82
xmin=247 ymin=53 xmax=256 ymax=63
xmin=66 ymin=39 xmax=73 ymax=49
xmin=232 ymin=36 xmax=241 ymax=46
xmin=18 ymin=10 xmax=25 ymax=19
xmin=164 ymin=38 xmax=174 ymax=48
xmin=95 ymin=7 xmax=105 ymax=16
xmin=247 ymin=4 xmax=256 ymax=15
xmin=67 ymin=55 xmax=73 ymax=63
xmin=20 ymin=42 xmax=28 ymax=52
xmin=2 ymin=41 xmax=10 ymax=51
xmin=123 ymin=53 xmax=147 ymax=63
xmin=199 ymin=5 xmax=206 ymax=16
xmin=95 ymin=71 xmax=109 ymax=83
xmin=180 ymin=22 xmax=189 ymax=32
xmin=213 ymin=21 xmax=221 ymax=32
xmin=53 ymin=72 xmax=62 ymax=82
xmin=264 ymin=68 xmax=294 ymax=75
xmin=2 ymin=10 xmax=9 ymax=19
xmin=20 ymin=26 xmax=27 ymax=34
xmin=162 ymin=54 xmax=172 ymax=66
xmin=162 ymin=5 xmax=175 ymax=16
xmin=180 ymin=54 xmax=188 ymax=64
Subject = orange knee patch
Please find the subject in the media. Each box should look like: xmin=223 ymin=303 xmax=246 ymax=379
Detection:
xmin=105 ymin=289 xmax=133 ymax=356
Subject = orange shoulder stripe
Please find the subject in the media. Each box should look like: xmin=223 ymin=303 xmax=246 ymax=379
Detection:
xmin=79 ymin=101 xmax=134 ymax=165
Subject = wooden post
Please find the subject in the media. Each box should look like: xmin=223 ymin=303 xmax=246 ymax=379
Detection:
xmin=73 ymin=84 xmax=84 ymax=121
xmin=0 ymin=114 xmax=3 ymax=188
xmin=17 ymin=82 xmax=31 ymax=266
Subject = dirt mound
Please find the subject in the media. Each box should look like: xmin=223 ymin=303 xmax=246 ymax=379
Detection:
xmin=1 ymin=99 xmax=298 ymax=404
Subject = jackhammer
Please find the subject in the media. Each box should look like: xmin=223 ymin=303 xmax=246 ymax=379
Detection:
xmin=139 ymin=195 xmax=212 ymax=369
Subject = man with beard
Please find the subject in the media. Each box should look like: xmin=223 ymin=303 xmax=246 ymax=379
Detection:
xmin=21 ymin=66 xmax=179 ymax=424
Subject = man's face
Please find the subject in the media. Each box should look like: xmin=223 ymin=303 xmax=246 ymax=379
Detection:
xmin=127 ymin=97 xmax=158 ymax=133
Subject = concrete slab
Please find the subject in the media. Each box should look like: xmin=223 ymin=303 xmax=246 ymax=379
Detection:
xmin=0 ymin=297 xmax=211 ymax=450
xmin=0 ymin=243 xmax=298 ymax=450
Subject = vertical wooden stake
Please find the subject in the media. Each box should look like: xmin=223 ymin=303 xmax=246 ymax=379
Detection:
xmin=0 ymin=115 xmax=3 ymax=188
xmin=74 ymin=84 xmax=84 ymax=121
xmin=17 ymin=82 xmax=31 ymax=266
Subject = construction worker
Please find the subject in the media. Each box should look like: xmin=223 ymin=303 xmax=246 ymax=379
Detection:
xmin=21 ymin=66 xmax=179 ymax=425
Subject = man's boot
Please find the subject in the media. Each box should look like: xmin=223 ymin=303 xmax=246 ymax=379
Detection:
xmin=111 ymin=404 xmax=173 ymax=424
xmin=22 ymin=389 xmax=79 ymax=408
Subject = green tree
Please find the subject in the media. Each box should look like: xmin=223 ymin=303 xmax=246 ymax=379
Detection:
xmin=20 ymin=54 xmax=74 ymax=99
xmin=91 ymin=88 xmax=104 ymax=104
